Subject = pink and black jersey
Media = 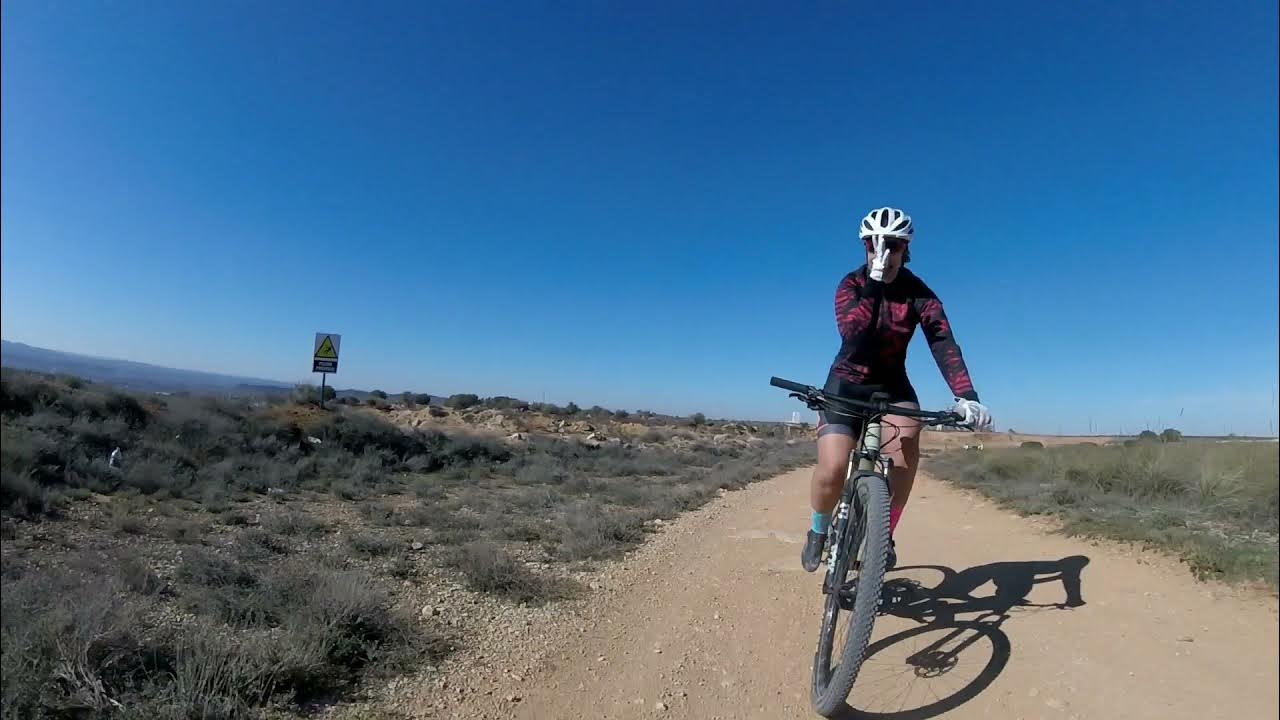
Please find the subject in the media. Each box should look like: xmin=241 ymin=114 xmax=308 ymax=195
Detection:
xmin=829 ymin=266 xmax=979 ymax=403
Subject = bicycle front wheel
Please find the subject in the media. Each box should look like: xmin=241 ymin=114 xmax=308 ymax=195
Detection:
xmin=811 ymin=470 xmax=892 ymax=717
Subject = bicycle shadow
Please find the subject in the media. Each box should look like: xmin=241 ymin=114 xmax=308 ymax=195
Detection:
xmin=831 ymin=555 xmax=1090 ymax=720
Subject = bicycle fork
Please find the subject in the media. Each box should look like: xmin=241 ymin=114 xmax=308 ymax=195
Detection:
xmin=824 ymin=450 xmax=859 ymax=578
xmin=825 ymin=431 xmax=893 ymax=591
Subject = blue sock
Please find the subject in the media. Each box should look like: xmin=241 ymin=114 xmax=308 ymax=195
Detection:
xmin=811 ymin=511 xmax=831 ymax=535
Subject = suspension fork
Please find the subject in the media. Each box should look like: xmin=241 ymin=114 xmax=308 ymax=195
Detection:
xmin=827 ymin=417 xmax=889 ymax=577
xmin=857 ymin=416 xmax=884 ymax=474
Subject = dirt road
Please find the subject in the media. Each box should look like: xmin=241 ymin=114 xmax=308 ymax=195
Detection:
xmin=460 ymin=458 xmax=1278 ymax=720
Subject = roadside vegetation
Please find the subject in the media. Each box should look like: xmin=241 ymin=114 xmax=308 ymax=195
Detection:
xmin=0 ymin=369 xmax=810 ymax=717
xmin=929 ymin=438 xmax=1279 ymax=588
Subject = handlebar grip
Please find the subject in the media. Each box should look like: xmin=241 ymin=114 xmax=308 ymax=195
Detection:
xmin=769 ymin=376 xmax=811 ymax=394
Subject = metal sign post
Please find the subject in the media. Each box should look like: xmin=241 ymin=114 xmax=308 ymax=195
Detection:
xmin=312 ymin=333 xmax=342 ymax=409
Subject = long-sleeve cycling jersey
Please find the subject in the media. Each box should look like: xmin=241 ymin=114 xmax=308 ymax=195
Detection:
xmin=829 ymin=265 xmax=980 ymax=402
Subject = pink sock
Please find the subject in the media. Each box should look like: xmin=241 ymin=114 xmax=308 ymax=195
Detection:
xmin=889 ymin=506 xmax=904 ymax=536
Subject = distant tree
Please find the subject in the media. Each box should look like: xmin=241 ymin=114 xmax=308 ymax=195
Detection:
xmin=689 ymin=412 xmax=707 ymax=427
xmin=413 ymin=393 xmax=433 ymax=405
xmin=1137 ymin=430 xmax=1160 ymax=442
xmin=1160 ymin=428 xmax=1183 ymax=443
xmin=564 ymin=402 xmax=581 ymax=416
xmin=613 ymin=409 xmax=630 ymax=420
xmin=370 ymin=389 xmax=388 ymax=400
xmin=446 ymin=393 xmax=481 ymax=409
xmin=484 ymin=396 xmax=530 ymax=411
xmin=401 ymin=391 xmax=415 ymax=406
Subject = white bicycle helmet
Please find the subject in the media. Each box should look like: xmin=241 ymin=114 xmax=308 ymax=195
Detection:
xmin=858 ymin=206 xmax=914 ymax=239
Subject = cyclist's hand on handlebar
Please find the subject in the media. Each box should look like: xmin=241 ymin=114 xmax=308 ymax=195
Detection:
xmin=952 ymin=398 xmax=993 ymax=431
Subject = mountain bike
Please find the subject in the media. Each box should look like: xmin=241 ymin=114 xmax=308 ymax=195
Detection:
xmin=769 ymin=375 xmax=969 ymax=717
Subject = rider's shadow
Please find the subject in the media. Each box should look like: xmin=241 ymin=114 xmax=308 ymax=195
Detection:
xmin=834 ymin=555 xmax=1090 ymax=720
xmin=882 ymin=555 xmax=1090 ymax=625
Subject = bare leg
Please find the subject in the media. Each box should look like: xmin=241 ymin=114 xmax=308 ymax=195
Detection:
xmin=810 ymin=432 xmax=855 ymax=515
xmin=881 ymin=405 xmax=923 ymax=531
xmin=802 ymin=430 xmax=857 ymax=571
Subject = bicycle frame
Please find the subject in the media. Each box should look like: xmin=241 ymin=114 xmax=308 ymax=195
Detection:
xmin=826 ymin=414 xmax=893 ymax=577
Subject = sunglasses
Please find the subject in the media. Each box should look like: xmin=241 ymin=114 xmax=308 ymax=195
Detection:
xmin=864 ymin=236 xmax=908 ymax=254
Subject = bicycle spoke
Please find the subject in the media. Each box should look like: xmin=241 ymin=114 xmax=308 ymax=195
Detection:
xmin=856 ymin=666 xmax=920 ymax=708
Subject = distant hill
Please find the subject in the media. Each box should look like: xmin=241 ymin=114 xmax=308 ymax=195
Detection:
xmin=1 ymin=340 xmax=294 ymax=396
xmin=0 ymin=340 xmax=445 ymax=402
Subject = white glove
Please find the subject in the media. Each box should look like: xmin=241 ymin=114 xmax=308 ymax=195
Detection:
xmin=953 ymin=398 xmax=993 ymax=431
xmin=867 ymin=236 xmax=891 ymax=281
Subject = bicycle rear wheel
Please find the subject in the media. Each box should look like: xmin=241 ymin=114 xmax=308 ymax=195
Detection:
xmin=810 ymin=470 xmax=892 ymax=717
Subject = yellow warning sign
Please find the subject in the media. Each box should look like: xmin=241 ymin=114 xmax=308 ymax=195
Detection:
xmin=314 ymin=335 xmax=338 ymax=359
xmin=313 ymin=332 xmax=341 ymax=374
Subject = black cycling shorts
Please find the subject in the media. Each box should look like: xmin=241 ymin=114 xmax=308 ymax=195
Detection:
xmin=816 ymin=371 xmax=919 ymax=439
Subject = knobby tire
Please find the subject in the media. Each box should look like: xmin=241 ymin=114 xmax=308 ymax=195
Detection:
xmin=811 ymin=471 xmax=891 ymax=717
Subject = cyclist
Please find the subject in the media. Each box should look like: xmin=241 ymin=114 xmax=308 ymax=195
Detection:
xmin=802 ymin=206 xmax=993 ymax=573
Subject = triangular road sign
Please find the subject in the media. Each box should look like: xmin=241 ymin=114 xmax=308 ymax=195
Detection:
xmin=315 ymin=335 xmax=338 ymax=359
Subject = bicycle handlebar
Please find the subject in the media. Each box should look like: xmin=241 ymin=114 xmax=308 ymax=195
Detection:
xmin=769 ymin=375 xmax=967 ymax=426
xmin=769 ymin=377 xmax=810 ymax=395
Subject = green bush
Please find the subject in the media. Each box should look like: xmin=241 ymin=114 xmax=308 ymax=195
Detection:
xmin=443 ymin=542 xmax=575 ymax=604
xmin=483 ymin=396 xmax=530 ymax=411
xmin=1160 ymin=428 xmax=1184 ymax=443
xmin=370 ymin=390 xmax=388 ymax=400
xmin=445 ymin=393 xmax=481 ymax=409
xmin=347 ymin=531 xmax=401 ymax=558
xmin=292 ymin=384 xmax=337 ymax=404
xmin=0 ymin=549 xmax=452 ymax=717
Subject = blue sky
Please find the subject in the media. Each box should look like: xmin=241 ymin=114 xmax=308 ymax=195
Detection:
xmin=2 ymin=1 xmax=1277 ymax=435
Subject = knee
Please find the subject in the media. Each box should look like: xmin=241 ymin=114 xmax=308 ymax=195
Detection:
xmin=812 ymin=460 xmax=846 ymax=490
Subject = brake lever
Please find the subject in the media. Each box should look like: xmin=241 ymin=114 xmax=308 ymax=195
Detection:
xmin=788 ymin=391 xmax=824 ymax=412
